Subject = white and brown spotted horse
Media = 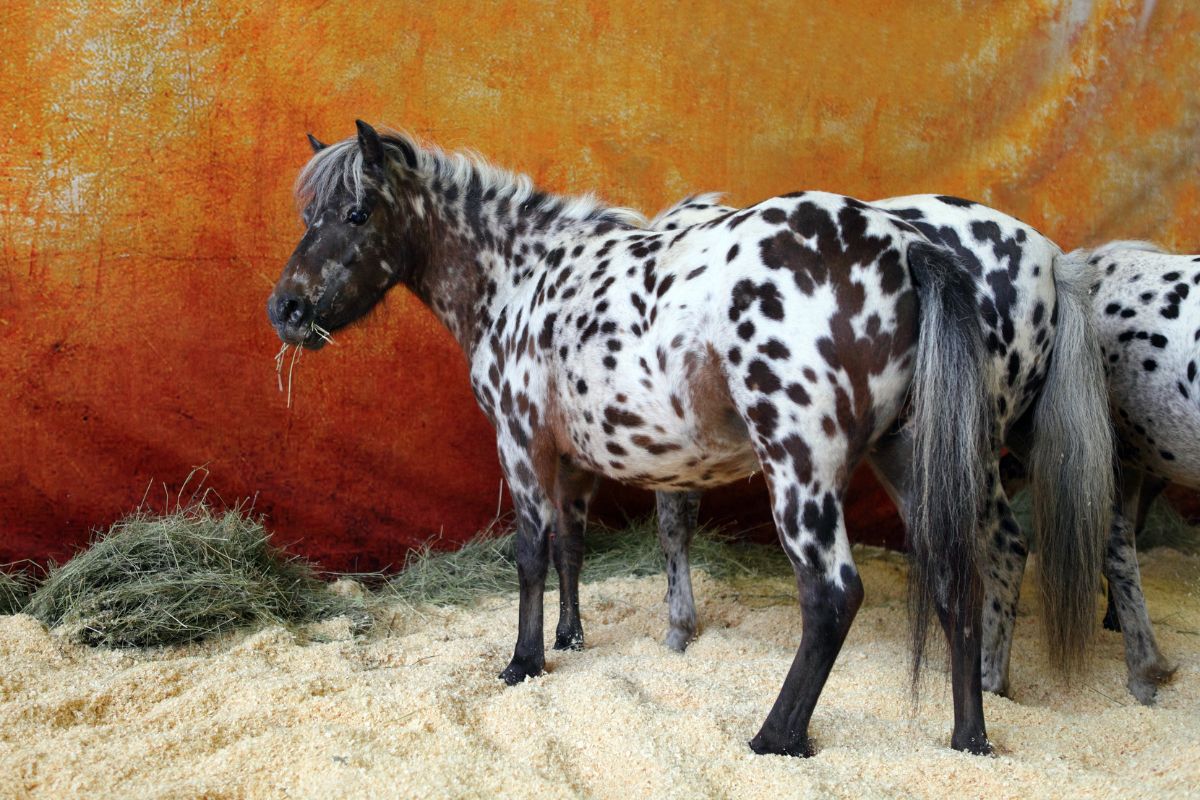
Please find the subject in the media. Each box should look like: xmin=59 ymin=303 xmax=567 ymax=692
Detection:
xmin=268 ymin=122 xmax=1114 ymax=756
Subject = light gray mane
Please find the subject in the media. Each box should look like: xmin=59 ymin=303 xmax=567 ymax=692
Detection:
xmin=295 ymin=128 xmax=646 ymax=227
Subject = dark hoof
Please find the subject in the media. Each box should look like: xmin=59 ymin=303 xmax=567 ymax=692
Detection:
xmin=951 ymin=733 xmax=994 ymax=756
xmin=980 ymin=671 xmax=1009 ymax=698
xmin=1102 ymin=605 xmax=1122 ymax=632
xmin=553 ymin=630 xmax=584 ymax=651
xmin=1128 ymin=678 xmax=1158 ymax=706
xmin=1129 ymin=659 xmax=1177 ymax=705
xmin=749 ymin=732 xmax=815 ymax=758
xmin=664 ymin=626 xmax=694 ymax=653
xmin=498 ymin=656 xmax=543 ymax=686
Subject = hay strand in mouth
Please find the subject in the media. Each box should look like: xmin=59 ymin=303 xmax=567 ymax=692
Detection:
xmin=273 ymin=323 xmax=334 ymax=408
xmin=311 ymin=322 xmax=336 ymax=346
xmin=285 ymin=344 xmax=302 ymax=408
xmin=273 ymin=342 xmax=303 ymax=409
xmin=274 ymin=343 xmax=289 ymax=393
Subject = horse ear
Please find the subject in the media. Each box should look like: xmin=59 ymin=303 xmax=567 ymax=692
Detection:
xmin=355 ymin=120 xmax=385 ymax=167
xmin=306 ymin=133 xmax=327 ymax=153
xmin=395 ymin=138 xmax=419 ymax=171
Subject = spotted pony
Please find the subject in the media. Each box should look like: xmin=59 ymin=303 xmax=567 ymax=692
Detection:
xmin=268 ymin=122 xmax=1114 ymax=756
xmin=644 ymin=193 xmax=1122 ymax=700
xmin=994 ymin=240 xmax=1190 ymax=704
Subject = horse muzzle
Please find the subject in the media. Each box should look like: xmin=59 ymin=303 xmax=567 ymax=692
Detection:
xmin=267 ymin=292 xmax=325 ymax=348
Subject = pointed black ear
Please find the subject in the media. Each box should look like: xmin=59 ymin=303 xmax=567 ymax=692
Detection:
xmin=306 ymin=133 xmax=327 ymax=153
xmin=356 ymin=119 xmax=385 ymax=167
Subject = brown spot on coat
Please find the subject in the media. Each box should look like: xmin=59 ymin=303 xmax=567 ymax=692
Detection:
xmin=684 ymin=344 xmax=749 ymax=449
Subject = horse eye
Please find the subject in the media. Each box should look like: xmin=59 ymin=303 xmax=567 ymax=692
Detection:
xmin=347 ymin=208 xmax=369 ymax=226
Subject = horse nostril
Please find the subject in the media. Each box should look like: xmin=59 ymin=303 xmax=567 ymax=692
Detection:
xmin=286 ymin=300 xmax=307 ymax=326
xmin=271 ymin=295 xmax=311 ymax=328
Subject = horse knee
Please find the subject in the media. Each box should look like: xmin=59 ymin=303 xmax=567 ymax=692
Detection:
xmin=514 ymin=530 xmax=549 ymax=577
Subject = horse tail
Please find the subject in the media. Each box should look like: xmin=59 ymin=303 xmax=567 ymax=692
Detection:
xmin=1027 ymin=248 xmax=1114 ymax=674
xmin=905 ymin=240 xmax=992 ymax=690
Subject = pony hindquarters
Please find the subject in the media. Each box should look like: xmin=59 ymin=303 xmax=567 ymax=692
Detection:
xmin=696 ymin=195 xmax=924 ymax=757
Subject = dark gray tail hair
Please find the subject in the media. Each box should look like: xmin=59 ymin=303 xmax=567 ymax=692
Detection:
xmin=1028 ymin=249 xmax=1114 ymax=673
xmin=906 ymin=241 xmax=992 ymax=691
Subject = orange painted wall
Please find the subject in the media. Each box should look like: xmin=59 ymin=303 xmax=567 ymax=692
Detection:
xmin=3 ymin=2 xmax=1199 ymax=571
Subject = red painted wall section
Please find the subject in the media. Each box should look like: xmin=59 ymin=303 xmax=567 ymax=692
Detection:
xmin=2 ymin=2 xmax=1199 ymax=571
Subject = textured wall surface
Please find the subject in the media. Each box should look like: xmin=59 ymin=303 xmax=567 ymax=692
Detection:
xmin=2 ymin=1 xmax=1198 ymax=570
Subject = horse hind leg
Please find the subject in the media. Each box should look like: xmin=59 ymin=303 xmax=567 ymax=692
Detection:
xmin=869 ymin=431 xmax=991 ymax=754
xmin=1105 ymin=469 xmax=1176 ymax=703
xmin=1102 ymin=583 xmax=1121 ymax=632
xmin=979 ymin=482 xmax=1028 ymax=698
xmin=927 ymin=464 xmax=991 ymax=752
xmin=655 ymin=490 xmax=701 ymax=652
xmin=744 ymin=439 xmax=862 ymax=757
xmin=551 ymin=464 xmax=597 ymax=651
xmin=933 ymin=565 xmax=989 ymax=753
xmin=749 ymin=492 xmax=863 ymax=757
xmin=1104 ymin=471 xmax=1163 ymax=633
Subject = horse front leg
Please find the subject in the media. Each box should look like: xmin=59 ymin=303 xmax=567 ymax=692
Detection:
xmin=552 ymin=463 xmax=597 ymax=651
xmin=498 ymin=462 xmax=556 ymax=685
xmin=655 ymin=489 xmax=701 ymax=652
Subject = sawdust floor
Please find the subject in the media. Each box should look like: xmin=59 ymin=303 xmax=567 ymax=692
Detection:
xmin=1 ymin=546 xmax=1198 ymax=799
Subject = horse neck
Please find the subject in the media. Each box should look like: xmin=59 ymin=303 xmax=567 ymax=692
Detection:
xmin=406 ymin=176 xmax=611 ymax=358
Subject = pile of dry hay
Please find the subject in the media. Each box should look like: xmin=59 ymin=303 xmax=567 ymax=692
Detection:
xmin=0 ymin=568 xmax=32 ymax=616
xmin=384 ymin=516 xmax=788 ymax=607
xmin=13 ymin=507 xmax=362 ymax=647
xmin=1 ymin=505 xmax=787 ymax=648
